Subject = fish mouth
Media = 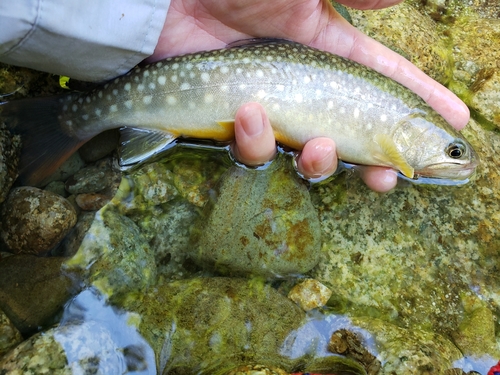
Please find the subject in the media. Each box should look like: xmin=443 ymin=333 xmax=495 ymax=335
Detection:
xmin=415 ymin=161 xmax=479 ymax=180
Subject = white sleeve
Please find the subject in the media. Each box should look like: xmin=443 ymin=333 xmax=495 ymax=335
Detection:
xmin=0 ymin=0 xmax=170 ymax=82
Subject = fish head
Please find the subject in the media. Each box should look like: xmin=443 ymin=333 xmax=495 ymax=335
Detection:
xmin=393 ymin=112 xmax=479 ymax=180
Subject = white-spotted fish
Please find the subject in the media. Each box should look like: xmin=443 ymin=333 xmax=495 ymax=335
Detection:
xmin=1 ymin=39 xmax=478 ymax=185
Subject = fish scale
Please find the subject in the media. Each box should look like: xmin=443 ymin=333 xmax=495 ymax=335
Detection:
xmin=1 ymin=38 xmax=477 ymax=186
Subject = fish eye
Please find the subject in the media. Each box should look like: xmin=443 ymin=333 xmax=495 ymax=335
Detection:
xmin=446 ymin=142 xmax=466 ymax=159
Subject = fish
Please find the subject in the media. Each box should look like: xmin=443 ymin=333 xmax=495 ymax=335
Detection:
xmin=0 ymin=38 xmax=478 ymax=186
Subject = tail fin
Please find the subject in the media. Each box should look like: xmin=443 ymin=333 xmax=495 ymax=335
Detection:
xmin=1 ymin=96 xmax=87 ymax=186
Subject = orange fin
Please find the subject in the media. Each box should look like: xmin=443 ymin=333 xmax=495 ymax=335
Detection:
xmin=1 ymin=96 xmax=90 ymax=186
xmin=374 ymin=134 xmax=414 ymax=178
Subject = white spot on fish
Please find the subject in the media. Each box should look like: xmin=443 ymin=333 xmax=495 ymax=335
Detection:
xmin=106 ymin=95 xmax=112 ymax=101
xmin=171 ymin=75 xmax=178 ymax=83
xmin=124 ymin=83 xmax=132 ymax=91
xmin=185 ymin=63 xmax=193 ymax=70
xmin=172 ymin=63 xmax=179 ymax=70
xmin=353 ymin=108 xmax=360 ymax=119
xmin=189 ymin=72 xmax=196 ymax=79
xmin=272 ymin=103 xmax=280 ymax=111
xmin=303 ymin=76 xmax=311 ymax=84
xmin=143 ymin=96 xmax=152 ymax=105
xmin=201 ymin=72 xmax=210 ymax=83
xmin=158 ymin=76 xmax=166 ymax=85
xmin=143 ymin=70 xmax=150 ymax=78
xmin=86 ymin=97 xmax=91 ymax=103
xmin=95 ymin=109 xmax=102 ymax=117
xmin=295 ymin=94 xmax=303 ymax=103
xmin=328 ymin=101 xmax=334 ymax=109
xmin=266 ymin=55 xmax=273 ymax=61
xmin=220 ymin=85 xmax=229 ymax=92
xmin=137 ymin=84 xmax=145 ymax=92
xmin=256 ymin=70 xmax=264 ymax=78
xmin=236 ymin=68 xmax=243 ymax=74
xmin=167 ymin=96 xmax=177 ymax=105
xmin=220 ymin=66 xmax=229 ymax=74
xmin=180 ymin=82 xmax=191 ymax=90
xmin=276 ymin=85 xmax=284 ymax=92
xmin=340 ymin=107 xmax=346 ymax=114
xmin=380 ymin=114 xmax=388 ymax=122
xmin=330 ymin=81 xmax=339 ymax=90
xmin=82 ymin=114 xmax=89 ymax=121
xmin=239 ymin=84 xmax=246 ymax=90
xmin=112 ymin=89 xmax=119 ymax=96
xmin=242 ymin=57 xmax=250 ymax=64
xmin=204 ymin=93 xmax=214 ymax=104
xmin=72 ymin=104 xmax=78 ymax=112
xmin=149 ymin=82 xmax=156 ymax=90
xmin=110 ymin=104 xmax=118 ymax=112
xmin=78 ymin=98 xmax=84 ymax=104
xmin=66 ymin=120 xmax=73 ymax=126
xmin=98 ymin=91 xmax=103 ymax=98
xmin=63 ymin=105 xmax=68 ymax=111
xmin=124 ymin=100 xmax=133 ymax=109
xmin=188 ymin=102 xmax=196 ymax=109
xmin=156 ymin=62 xmax=163 ymax=68
xmin=257 ymin=90 xmax=266 ymax=99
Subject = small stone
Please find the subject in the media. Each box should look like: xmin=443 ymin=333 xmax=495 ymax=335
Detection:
xmin=78 ymin=129 xmax=120 ymax=163
xmin=65 ymin=164 xmax=113 ymax=195
xmin=75 ymin=193 xmax=110 ymax=211
xmin=44 ymin=180 xmax=68 ymax=197
xmin=38 ymin=152 xmax=85 ymax=187
xmin=288 ymin=279 xmax=332 ymax=311
xmin=0 ymin=187 xmax=77 ymax=255
xmin=225 ymin=364 xmax=288 ymax=375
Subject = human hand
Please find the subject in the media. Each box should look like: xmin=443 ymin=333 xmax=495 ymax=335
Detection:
xmin=146 ymin=0 xmax=470 ymax=192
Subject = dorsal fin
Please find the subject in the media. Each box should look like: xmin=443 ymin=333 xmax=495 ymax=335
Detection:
xmin=374 ymin=134 xmax=414 ymax=178
xmin=119 ymin=127 xmax=176 ymax=166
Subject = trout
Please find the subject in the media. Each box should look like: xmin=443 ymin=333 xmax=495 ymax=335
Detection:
xmin=1 ymin=39 xmax=478 ymax=185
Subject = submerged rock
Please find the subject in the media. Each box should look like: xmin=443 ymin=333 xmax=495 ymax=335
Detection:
xmin=0 ymin=187 xmax=77 ymax=255
xmin=288 ymin=279 xmax=332 ymax=311
xmin=0 ymin=255 xmax=72 ymax=335
xmin=191 ymin=156 xmax=322 ymax=278
xmin=64 ymin=205 xmax=156 ymax=302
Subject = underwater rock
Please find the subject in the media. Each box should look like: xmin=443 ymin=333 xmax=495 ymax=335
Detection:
xmin=351 ymin=317 xmax=462 ymax=374
xmin=0 ymin=186 xmax=77 ymax=255
xmin=288 ymin=279 xmax=332 ymax=311
xmin=78 ymin=129 xmax=120 ymax=163
xmin=64 ymin=206 xmax=156 ymax=301
xmin=0 ymin=308 xmax=22 ymax=357
xmin=38 ymin=152 xmax=85 ymax=188
xmin=129 ymin=199 xmax=200 ymax=279
xmin=225 ymin=364 xmax=287 ymax=375
xmin=0 ymin=121 xmax=21 ymax=204
xmin=327 ymin=329 xmax=380 ymax=375
xmin=65 ymin=161 xmax=117 ymax=195
xmin=75 ymin=192 xmax=110 ymax=211
xmin=191 ymin=156 xmax=322 ymax=278
xmin=44 ymin=180 xmax=68 ymax=198
xmin=452 ymin=306 xmax=500 ymax=358
xmin=0 ymin=255 xmax=72 ymax=335
xmin=126 ymin=277 xmax=367 ymax=375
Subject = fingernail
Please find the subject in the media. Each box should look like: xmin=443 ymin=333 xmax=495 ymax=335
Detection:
xmin=241 ymin=106 xmax=265 ymax=137
xmin=311 ymin=146 xmax=335 ymax=175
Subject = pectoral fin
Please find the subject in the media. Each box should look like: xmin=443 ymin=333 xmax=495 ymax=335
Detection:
xmin=374 ymin=134 xmax=414 ymax=178
xmin=119 ymin=127 xmax=177 ymax=166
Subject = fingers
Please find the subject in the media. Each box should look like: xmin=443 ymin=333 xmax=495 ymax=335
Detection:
xmin=358 ymin=166 xmax=398 ymax=192
xmin=295 ymin=138 xmax=337 ymax=180
xmin=311 ymin=15 xmax=470 ymax=130
xmin=232 ymin=102 xmax=277 ymax=166
xmin=335 ymin=0 xmax=404 ymax=10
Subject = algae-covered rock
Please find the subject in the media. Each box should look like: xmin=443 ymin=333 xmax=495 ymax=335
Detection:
xmin=128 ymin=277 xmax=304 ymax=374
xmin=64 ymin=206 xmax=156 ymax=301
xmin=126 ymin=277 xmax=367 ymax=375
xmin=352 ymin=317 xmax=462 ymax=374
xmin=191 ymin=156 xmax=322 ymax=278
xmin=0 ymin=309 xmax=22 ymax=357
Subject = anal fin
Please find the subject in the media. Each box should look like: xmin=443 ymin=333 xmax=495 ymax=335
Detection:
xmin=119 ymin=127 xmax=177 ymax=166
